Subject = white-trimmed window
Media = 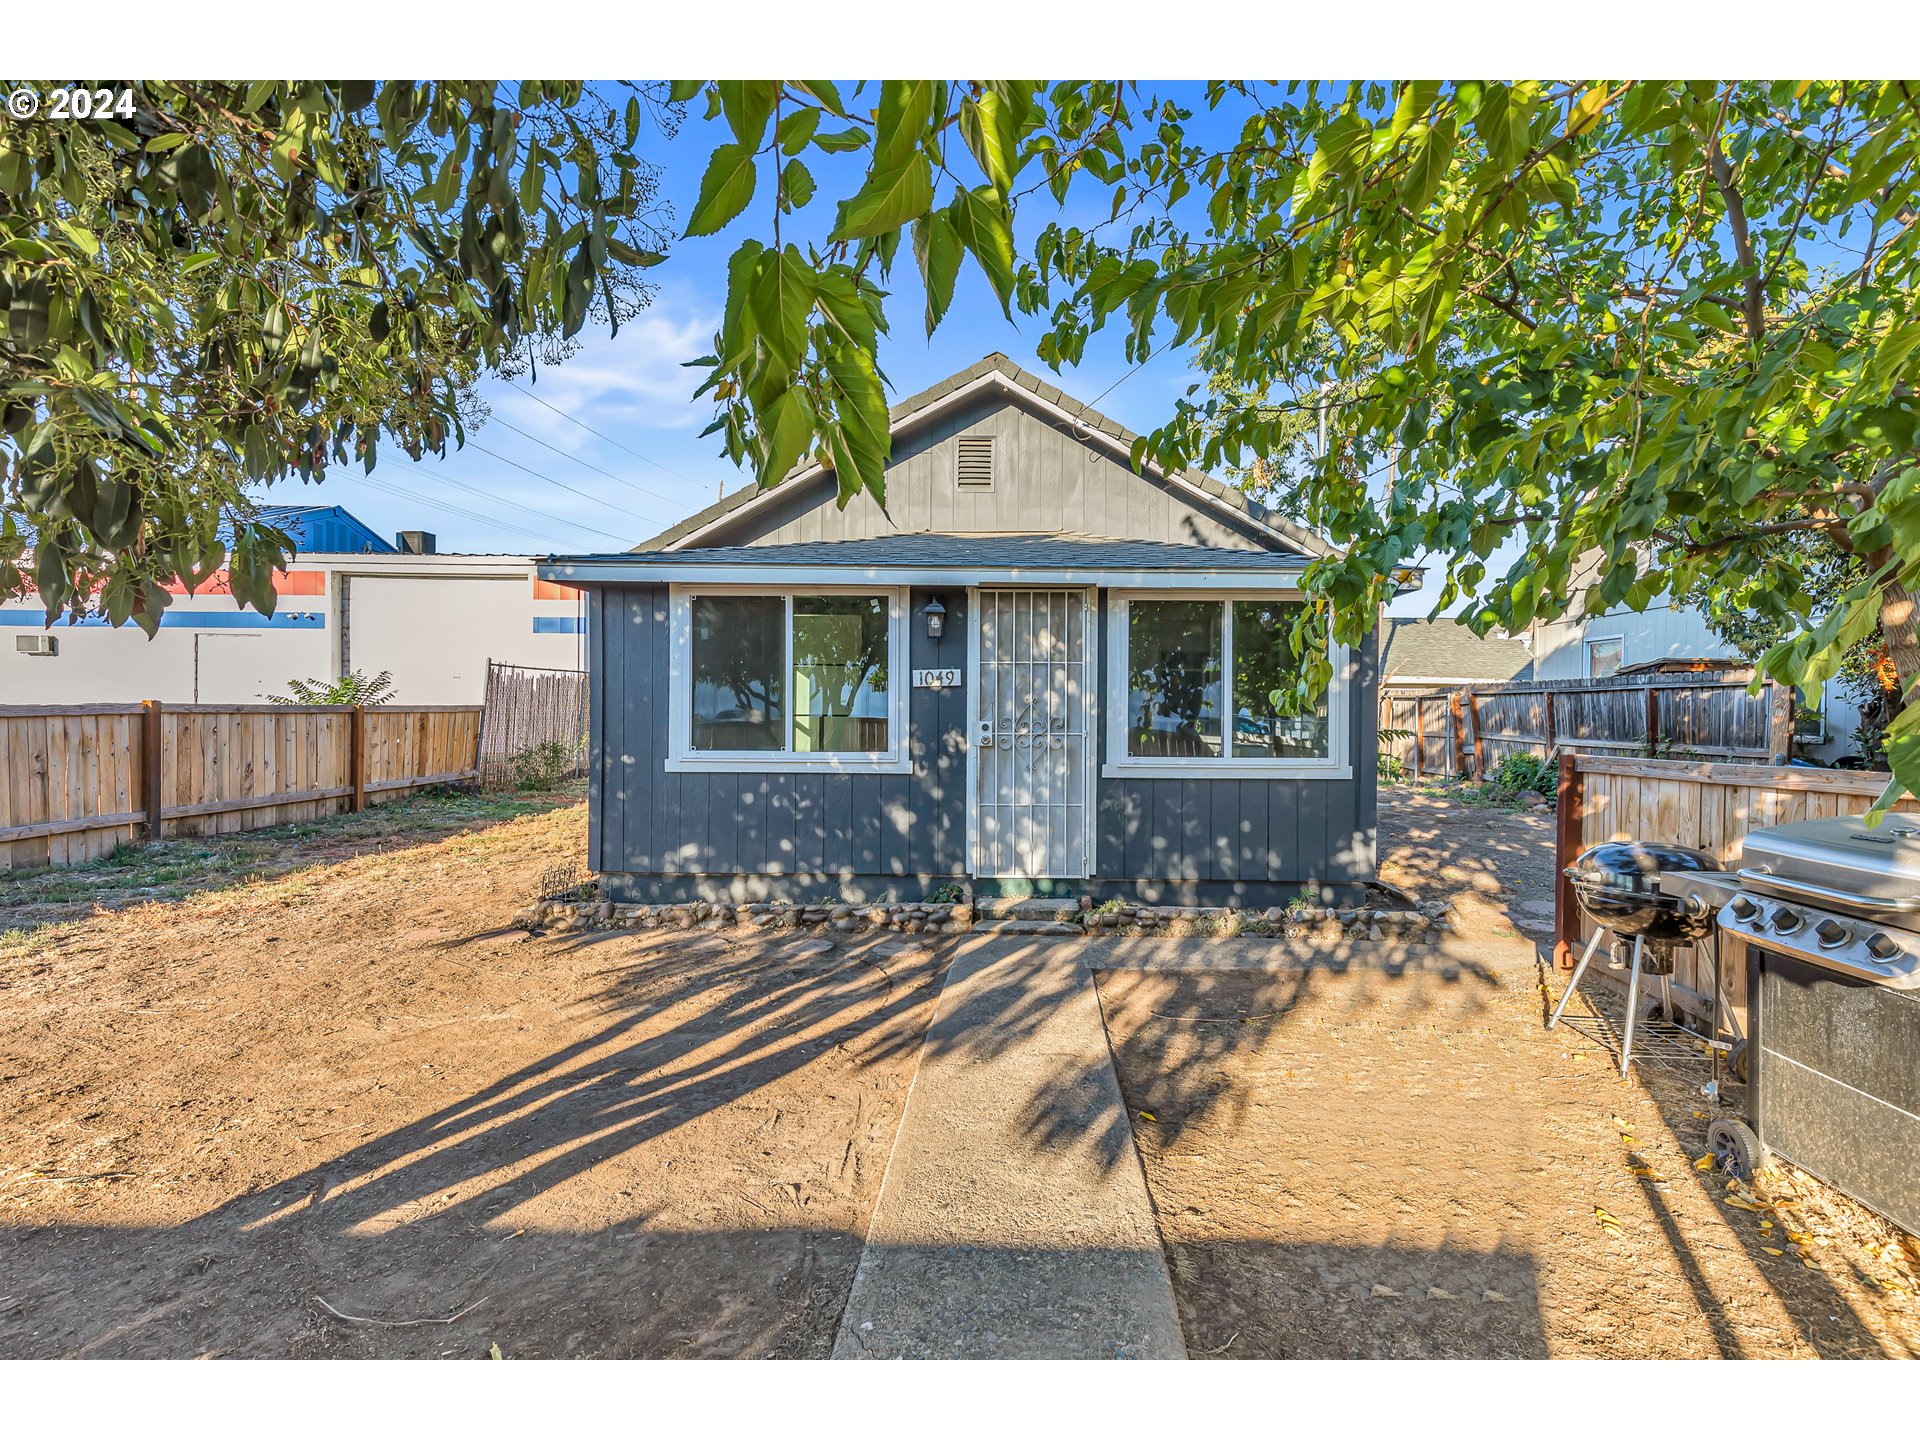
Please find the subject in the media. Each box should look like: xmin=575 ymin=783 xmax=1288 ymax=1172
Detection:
xmin=667 ymin=587 xmax=911 ymax=772
xmin=1587 ymin=636 xmax=1623 ymax=678
xmin=1104 ymin=593 xmax=1350 ymax=779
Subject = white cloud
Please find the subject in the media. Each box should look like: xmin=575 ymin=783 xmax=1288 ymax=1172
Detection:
xmin=486 ymin=287 xmax=720 ymax=448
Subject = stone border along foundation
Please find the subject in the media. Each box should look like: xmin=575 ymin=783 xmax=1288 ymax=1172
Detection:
xmin=513 ymin=893 xmax=1461 ymax=942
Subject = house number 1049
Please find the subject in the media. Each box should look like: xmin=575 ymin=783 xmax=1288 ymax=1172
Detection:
xmin=912 ymin=668 xmax=961 ymax=689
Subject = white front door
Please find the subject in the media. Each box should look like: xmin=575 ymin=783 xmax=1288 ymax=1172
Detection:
xmin=970 ymin=588 xmax=1094 ymax=877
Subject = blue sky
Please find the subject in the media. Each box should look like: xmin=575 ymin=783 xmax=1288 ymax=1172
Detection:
xmin=281 ymin=84 xmax=1446 ymax=616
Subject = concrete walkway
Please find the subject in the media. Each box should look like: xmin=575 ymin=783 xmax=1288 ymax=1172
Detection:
xmin=833 ymin=936 xmax=1185 ymax=1359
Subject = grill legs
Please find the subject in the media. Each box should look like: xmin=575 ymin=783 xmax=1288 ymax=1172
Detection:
xmin=1548 ymin=927 xmax=1606 ymax=1031
xmin=1619 ymin=935 xmax=1647 ymax=1077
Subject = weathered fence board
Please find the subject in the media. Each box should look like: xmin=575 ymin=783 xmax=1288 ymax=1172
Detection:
xmin=1383 ymin=674 xmax=1786 ymax=780
xmin=1 ymin=702 xmax=481 ymax=871
xmin=1550 ymin=752 xmax=1920 ymax=1024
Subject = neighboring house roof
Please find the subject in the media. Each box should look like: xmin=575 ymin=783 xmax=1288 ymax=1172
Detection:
xmin=254 ymin=504 xmax=397 ymax=554
xmin=1381 ymin=617 xmax=1534 ymax=686
xmin=543 ymin=535 xmax=1314 ymax=587
xmin=634 ymin=353 xmax=1334 ymax=560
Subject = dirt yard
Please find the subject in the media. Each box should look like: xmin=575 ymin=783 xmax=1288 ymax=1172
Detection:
xmin=5 ymin=782 xmax=1917 ymax=1360
xmin=0 ymin=791 xmax=946 ymax=1358
xmin=1093 ymin=788 xmax=1920 ymax=1359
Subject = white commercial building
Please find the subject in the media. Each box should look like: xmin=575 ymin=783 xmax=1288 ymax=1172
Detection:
xmin=3 ymin=547 xmax=586 ymax=707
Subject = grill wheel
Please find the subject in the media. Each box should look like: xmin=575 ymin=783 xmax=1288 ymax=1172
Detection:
xmin=1707 ymin=1117 xmax=1770 ymax=1181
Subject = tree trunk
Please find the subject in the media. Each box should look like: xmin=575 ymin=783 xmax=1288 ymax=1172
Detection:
xmin=1883 ymin=580 xmax=1920 ymax=707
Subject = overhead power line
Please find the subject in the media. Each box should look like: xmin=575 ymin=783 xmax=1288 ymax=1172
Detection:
xmin=502 ymin=378 xmax=704 ymax=487
xmin=328 ymin=472 xmax=576 ymax=549
xmin=415 ymin=457 xmax=631 ymax=543
xmin=486 ymin=415 xmax=683 ymax=513
xmin=463 ymin=442 xmax=652 ymax=537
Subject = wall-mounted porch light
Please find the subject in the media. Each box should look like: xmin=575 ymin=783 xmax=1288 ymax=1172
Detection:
xmin=923 ymin=596 xmax=947 ymax=640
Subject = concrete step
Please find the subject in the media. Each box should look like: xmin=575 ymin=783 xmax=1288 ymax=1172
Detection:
xmin=974 ymin=897 xmax=1082 ymax=922
xmin=970 ymin=918 xmax=1085 ymax=937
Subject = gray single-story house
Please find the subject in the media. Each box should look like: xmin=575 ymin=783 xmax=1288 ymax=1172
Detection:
xmin=540 ymin=354 xmax=1393 ymax=906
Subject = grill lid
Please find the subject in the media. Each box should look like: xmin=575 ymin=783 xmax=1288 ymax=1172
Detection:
xmin=1568 ymin=841 xmax=1724 ymax=894
xmin=1738 ymin=816 xmax=1920 ymax=908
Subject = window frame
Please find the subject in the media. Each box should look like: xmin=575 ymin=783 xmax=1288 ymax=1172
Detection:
xmin=666 ymin=584 xmax=912 ymax=773
xmin=1102 ymin=590 xmax=1352 ymax=780
xmin=1586 ymin=635 xmax=1624 ymax=679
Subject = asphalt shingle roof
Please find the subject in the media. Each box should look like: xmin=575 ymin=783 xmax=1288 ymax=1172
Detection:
xmin=1381 ymin=618 xmax=1533 ymax=684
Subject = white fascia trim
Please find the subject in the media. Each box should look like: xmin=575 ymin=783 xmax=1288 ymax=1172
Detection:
xmin=1101 ymin=762 xmax=1355 ymax=781
xmin=665 ymin=754 xmax=912 ymax=775
xmin=542 ymin=562 xmax=1310 ymax=589
xmin=657 ymin=370 xmax=1324 ymax=556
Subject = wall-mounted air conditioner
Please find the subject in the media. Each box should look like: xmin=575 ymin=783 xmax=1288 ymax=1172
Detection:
xmin=15 ymin=635 xmax=58 ymax=657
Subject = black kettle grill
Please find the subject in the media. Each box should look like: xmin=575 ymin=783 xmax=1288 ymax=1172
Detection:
xmin=1552 ymin=841 xmax=1726 ymax=1073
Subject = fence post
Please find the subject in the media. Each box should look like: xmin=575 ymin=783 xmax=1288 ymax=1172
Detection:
xmin=1413 ymin=699 xmax=1425 ymax=781
xmin=1768 ymin=682 xmax=1795 ymax=764
xmin=350 ymin=704 xmax=367 ymax=813
xmin=1468 ymin=690 xmax=1485 ymax=780
xmin=141 ymin=699 xmax=164 ymax=843
xmin=1644 ymin=685 xmax=1660 ymax=757
xmin=1449 ymin=688 xmax=1470 ymax=778
xmin=1552 ymin=749 xmax=1585 ymax=971
xmin=1543 ymin=690 xmax=1557 ymax=760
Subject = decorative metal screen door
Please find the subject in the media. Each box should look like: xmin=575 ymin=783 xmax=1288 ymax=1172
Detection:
xmin=970 ymin=589 xmax=1093 ymax=877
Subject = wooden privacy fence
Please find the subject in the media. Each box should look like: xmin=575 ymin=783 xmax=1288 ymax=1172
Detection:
xmin=477 ymin=661 xmax=589 ymax=788
xmin=1381 ymin=675 xmax=1792 ymax=781
xmin=0 ymin=701 xmax=482 ymax=872
xmin=1550 ymin=751 xmax=1920 ymax=1021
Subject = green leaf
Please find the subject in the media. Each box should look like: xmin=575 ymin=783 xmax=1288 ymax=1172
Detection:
xmin=716 ymin=81 xmax=779 ymax=150
xmin=780 ymin=157 xmax=816 ymax=210
xmin=778 ymin=107 xmax=820 ymax=156
xmin=831 ymin=155 xmax=934 ymax=241
xmin=949 ymin=185 xmax=1015 ymax=316
xmin=912 ymin=211 xmax=962 ymax=334
xmin=668 ymin=80 xmax=703 ymax=104
xmin=812 ymin=128 xmax=869 ymax=154
xmin=685 ymin=141 xmax=759 ymax=237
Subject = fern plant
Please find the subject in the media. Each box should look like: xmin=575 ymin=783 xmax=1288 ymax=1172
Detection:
xmin=269 ymin=669 xmax=396 ymax=706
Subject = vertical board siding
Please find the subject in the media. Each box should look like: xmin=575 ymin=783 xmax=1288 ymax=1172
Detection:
xmin=596 ymin=584 xmax=1378 ymax=899
xmin=705 ymin=398 xmax=1284 ymax=552
xmin=0 ymin=703 xmax=479 ymax=869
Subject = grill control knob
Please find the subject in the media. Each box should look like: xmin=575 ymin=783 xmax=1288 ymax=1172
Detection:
xmin=1866 ymin=932 xmax=1902 ymax=961
xmin=1814 ymin=918 xmax=1848 ymax=949
xmin=1771 ymin=908 xmax=1804 ymax=934
xmin=1729 ymin=896 xmax=1760 ymax=921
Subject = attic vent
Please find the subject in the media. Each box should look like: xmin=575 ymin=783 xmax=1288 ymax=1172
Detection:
xmin=956 ymin=434 xmax=995 ymax=489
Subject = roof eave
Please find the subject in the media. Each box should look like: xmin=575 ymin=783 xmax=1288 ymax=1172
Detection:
xmin=538 ymin=557 xmax=1313 ymax=590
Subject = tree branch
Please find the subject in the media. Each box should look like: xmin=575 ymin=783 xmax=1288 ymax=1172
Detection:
xmin=1706 ymin=129 xmax=1766 ymax=343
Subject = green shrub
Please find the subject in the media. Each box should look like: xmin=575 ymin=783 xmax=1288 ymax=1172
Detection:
xmin=270 ymin=669 xmax=396 ymax=705
xmin=1491 ymin=752 xmax=1555 ymax=796
xmin=509 ymin=739 xmax=575 ymax=791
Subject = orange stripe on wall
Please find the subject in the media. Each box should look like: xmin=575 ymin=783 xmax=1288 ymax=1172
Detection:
xmin=534 ymin=578 xmax=581 ymax=600
xmin=156 ymin=569 xmax=327 ymax=596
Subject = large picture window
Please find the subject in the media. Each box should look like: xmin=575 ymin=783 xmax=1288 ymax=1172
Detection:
xmin=673 ymin=589 xmax=908 ymax=771
xmin=1107 ymin=594 xmax=1346 ymax=777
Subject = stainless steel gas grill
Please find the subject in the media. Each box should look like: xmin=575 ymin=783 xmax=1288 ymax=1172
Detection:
xmin=1713 ymin=816 xmax=1920 ymax=1235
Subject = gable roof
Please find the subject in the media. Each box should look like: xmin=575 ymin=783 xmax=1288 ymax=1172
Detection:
xmin=639 ymin=353 xmax=1333 ymax=559
xmin=1381 ymin=618 xmax=1534 ymax=686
